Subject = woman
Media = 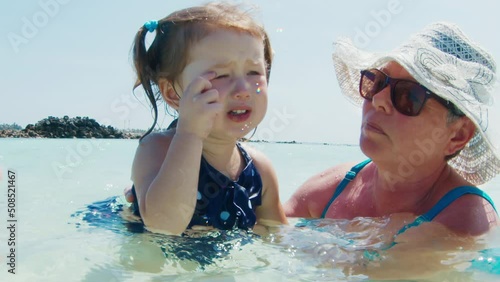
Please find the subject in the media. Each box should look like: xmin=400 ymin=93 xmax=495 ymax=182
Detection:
xmin=284 ymin=22 xmax=499 ymax=237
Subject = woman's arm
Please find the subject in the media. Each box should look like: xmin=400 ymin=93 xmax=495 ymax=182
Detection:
xmin=284 ymin=163 xmax=353 ymax=218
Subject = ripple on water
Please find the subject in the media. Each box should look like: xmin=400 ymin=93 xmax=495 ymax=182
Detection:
xmin=69 ymin=197 xmax=500 ymax=280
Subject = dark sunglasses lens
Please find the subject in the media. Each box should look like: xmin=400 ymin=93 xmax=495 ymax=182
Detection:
xmin=393 ymin=81 xmax=427 ymax=116
xmin=360 ymin=70 xmax=384 ymax=99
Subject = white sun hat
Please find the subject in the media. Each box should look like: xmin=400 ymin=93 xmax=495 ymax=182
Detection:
xmin=332 ymin=22 xmax=500 ymax=185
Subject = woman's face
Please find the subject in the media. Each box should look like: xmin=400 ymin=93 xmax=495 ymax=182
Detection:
xmin=359 ymin=61 xmax=454 ymax=168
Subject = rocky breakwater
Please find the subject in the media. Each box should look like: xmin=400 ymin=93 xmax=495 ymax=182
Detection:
xmin=0 ymin=116 xmax=140 ymax=139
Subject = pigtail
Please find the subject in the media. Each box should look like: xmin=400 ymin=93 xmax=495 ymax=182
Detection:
xmin=132 ymin=24 xmax=160 ymax=141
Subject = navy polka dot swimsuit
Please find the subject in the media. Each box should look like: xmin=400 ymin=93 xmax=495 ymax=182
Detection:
xmin=131 ymin=143 xmax=262 ymax=230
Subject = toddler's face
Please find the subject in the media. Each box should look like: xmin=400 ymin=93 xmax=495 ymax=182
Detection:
xmin=179 ymin=29 xmax=268 ymax=138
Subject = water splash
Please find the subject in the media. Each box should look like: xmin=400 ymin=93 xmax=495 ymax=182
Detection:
xmin=70 ymin=196 xmax=259 ymax=270
xmin=69 ymin=199 xmax=500 ymax=279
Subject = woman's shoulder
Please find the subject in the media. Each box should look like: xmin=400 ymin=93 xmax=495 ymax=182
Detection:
xmin=302 ymin=161 xmax=362 ymax=191
xmin=437 ymin=197 xmax=498 ymax=236
xmin=288 ymin=159 xmax=373 ymax=198
xmin=284 ymin=161 xmax=362 ymax=217
xmin=434 ymin=186 xmax=499 ymax=236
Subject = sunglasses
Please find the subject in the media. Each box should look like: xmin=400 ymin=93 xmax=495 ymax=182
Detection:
xmin=359 ymin=69 xmax=463 ymax=117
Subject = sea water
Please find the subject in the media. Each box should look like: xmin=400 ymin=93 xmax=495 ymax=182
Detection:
xmin=0 ymin=138 xmax=499 ymax=281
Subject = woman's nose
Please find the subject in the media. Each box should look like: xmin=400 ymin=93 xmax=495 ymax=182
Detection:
xmin=370 ymin=86 xmax=393 ymax=115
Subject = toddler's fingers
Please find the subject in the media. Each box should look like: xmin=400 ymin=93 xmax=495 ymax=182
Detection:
xmin=124 ymin=187 xmax=134 ymax=203
xmin=193 ymin=89 xmax=219 ymax=104
xmin=184 ymin=72 xmax=217 ymax=98
xmin=200 ymin=71 xmax=217 ymax=83
xmin=206 ymin=101 xmax=224 ymax=114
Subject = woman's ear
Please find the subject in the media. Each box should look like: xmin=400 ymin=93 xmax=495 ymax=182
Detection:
xmin=446 ymin=117 xmax=476 ymax=156
xmin=159 ymin=78 xmax=180 ymax=110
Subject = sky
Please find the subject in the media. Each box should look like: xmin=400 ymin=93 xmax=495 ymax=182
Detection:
xmin=2 ymin=0 xmax=500 ymax=144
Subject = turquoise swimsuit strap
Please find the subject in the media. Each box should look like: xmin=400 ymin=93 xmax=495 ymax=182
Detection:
xmin=364 ymin=186 xmax=498 ymax=259
xmin=396 ymin=186 xmax=498 ymax=235
xmin=320 ymin=159 xmax=372 ymax=218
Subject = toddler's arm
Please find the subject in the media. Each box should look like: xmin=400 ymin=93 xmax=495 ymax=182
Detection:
xmin=245 ymin=145 xmax=288 ymax=226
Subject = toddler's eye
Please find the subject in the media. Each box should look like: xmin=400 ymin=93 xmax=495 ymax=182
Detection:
xmin=247 ymin=71 xmax=261 ymax=76
xmin=214 ymin=74 xmax=229 ymax=79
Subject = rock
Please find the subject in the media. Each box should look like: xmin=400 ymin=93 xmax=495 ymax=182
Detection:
xmin=0 ymin=116 xmax=142 ymax=139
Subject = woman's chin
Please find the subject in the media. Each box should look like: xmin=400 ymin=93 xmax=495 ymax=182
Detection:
xmin=359 ymin=136 xmax=382 ymax=159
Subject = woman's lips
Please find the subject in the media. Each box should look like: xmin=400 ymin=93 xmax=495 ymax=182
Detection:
xmin=364 ymin=121 xmax=386 ymax=135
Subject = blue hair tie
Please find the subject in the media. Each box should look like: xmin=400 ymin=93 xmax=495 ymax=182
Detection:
xmin=144 ymin=20 xmax=158 ymax=33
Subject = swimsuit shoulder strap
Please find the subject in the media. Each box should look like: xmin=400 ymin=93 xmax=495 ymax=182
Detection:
xmin=236 ymin=142 xmax=252 ymax=164
xmin=320 ymin=159 xmax=372 ymax=218
xmin=396 ymin=186 xmax=498 ymax=235
xmin=422 ymin=186 xmax=497 ymax=221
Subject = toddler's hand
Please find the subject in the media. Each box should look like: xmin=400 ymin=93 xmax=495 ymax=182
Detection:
xmin=124 ymin=186 xmax=135 ymax=203
xmin=176 ymin=72 xmax=222 ymax=139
